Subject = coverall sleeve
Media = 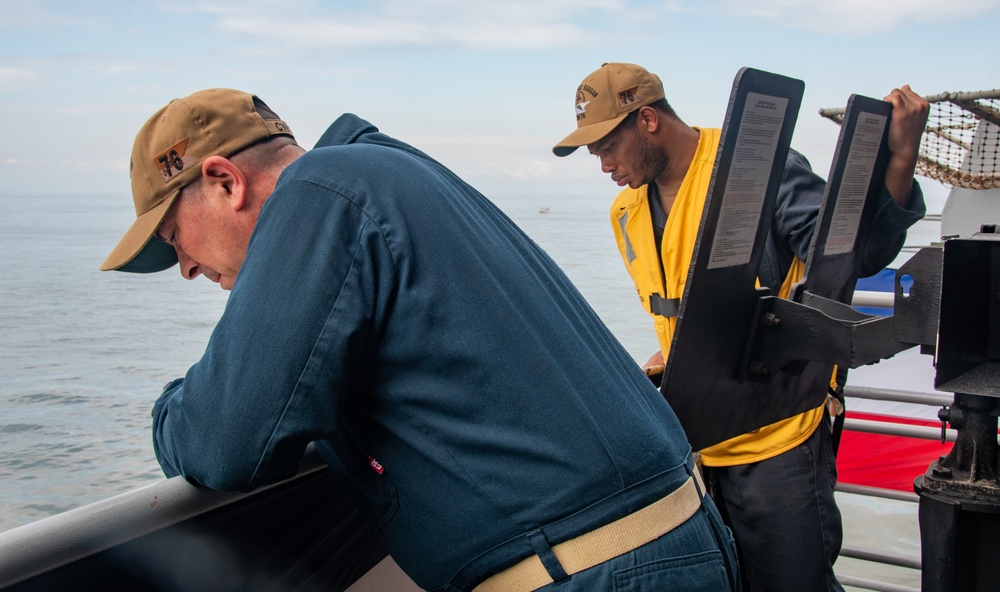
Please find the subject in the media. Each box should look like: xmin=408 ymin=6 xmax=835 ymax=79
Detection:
xmin=772 ymin=150 xmax=825 ymax=264
xmin=772 ymin=150 xmax=926 ymax=279
xmin=859 ymin=182 xmax=926 ymax=277
xmin=152 ymin=178 xmax=393 ymax=492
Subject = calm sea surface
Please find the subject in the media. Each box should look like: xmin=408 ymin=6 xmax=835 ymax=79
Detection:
xmin=0 ymin=191 xmax=656 ymax=531
xmin=0 ymin=190 xmax=921 ymax=588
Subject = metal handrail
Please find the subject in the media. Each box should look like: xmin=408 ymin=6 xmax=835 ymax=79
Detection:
xmin=837 ymin=574 xmax=919 ymax=592
xmin=841 ymin=545 xmax=921 ymax=570
xmin=843 ymin=418 xmax=955 ymax=442
xmin=837 ymin=483 xmax=919 ymax=504
xmin=843 ymin=385 xmax=952 ymax=408
xmin=852 ymin=290 xmax=895 ymax=309
xmin=834 ymin=382 xmax=949 ymax=590
xmin=0 ymin=447 xmax=329 ymax=589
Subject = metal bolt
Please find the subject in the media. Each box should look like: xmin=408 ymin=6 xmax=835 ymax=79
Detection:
xmin=749 ymin=361 xmax=769 ymax=376
xmin=762 ymin=313 xmax=781 ymax=327
xmin=938 ymin=406 xmax=951 ymax=443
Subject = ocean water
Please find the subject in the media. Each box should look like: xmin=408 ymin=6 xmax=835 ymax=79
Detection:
xmin=0 ymin=190 xmax=922 ymax=588
xmin=0 ymin=190 xmax=657 ymax=533
xmin=0 ymin=193 xmax=230 ymax=528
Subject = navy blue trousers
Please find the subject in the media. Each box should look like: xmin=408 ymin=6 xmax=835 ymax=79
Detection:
xmin=704 ymin=417 xmax=844 ymax=592
xmin=536 ymin=491 xmax=740 ymax=591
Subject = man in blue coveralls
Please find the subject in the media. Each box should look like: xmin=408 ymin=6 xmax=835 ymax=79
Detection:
xmin=100 ymin=88 xmax=741 ymax=591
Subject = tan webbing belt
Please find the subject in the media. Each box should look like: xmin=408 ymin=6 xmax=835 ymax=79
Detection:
xmin=473 ymin=471 xmax=705 ymax=592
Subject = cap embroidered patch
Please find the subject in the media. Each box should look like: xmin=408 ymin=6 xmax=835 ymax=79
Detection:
xmin=154 ymin=138 xmax=195 ymax=183
xmin=617 ymin=86 xmax=641 ymax=108
xmin=575 ymin=100 xmax=591 ymax=119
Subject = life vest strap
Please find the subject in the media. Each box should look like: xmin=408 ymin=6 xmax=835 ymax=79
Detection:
xmin=650 ymin=294 xmax=680 ymax=318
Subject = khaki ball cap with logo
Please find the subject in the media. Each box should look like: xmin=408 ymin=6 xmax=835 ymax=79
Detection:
xmin=101 ymin=88 xmax=294 ymax=273
xmin=552 ymin=62 xmax=665 ymax=157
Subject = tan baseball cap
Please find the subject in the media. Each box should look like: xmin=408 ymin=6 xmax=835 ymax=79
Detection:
xmin=553 ymin=62 xmax=665 ymax=157
xmin=101 ymin=88 xmax=294 ymax=273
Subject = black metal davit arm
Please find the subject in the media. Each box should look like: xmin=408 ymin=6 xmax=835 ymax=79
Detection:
xmin=746 ymin=246 xmax=942 ymax=379
xmin=660 ymin=68 xmax=925 ymax=450
xmin=656 ymin=66 xmax=1000 ymax=591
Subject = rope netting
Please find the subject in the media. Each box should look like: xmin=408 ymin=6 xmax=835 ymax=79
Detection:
xmin=819 ymin=89 xmax=1000 ymax=189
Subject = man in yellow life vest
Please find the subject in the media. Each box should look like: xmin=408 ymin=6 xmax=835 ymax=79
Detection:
xmin=553 ymin=63 xmax=928 ymax=592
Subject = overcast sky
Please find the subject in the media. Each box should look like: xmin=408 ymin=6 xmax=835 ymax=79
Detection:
xmin=1 ymin=0 xmax=998 ymax=201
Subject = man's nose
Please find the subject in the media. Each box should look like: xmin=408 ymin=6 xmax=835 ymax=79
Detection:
xmin=175 ymin=247 xmax=202 ymax=281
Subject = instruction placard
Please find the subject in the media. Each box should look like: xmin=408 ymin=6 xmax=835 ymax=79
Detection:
xmin=824 ymin=112 xmax=888 ymax=255
xmin=709 ymin=92 xmax=789 ymax=269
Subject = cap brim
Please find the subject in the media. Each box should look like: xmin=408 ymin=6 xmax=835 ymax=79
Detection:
xmin=552 ymin=114 xmax=628 ymax=157
xmin=100 ymin=191 xmax=180 ymax=273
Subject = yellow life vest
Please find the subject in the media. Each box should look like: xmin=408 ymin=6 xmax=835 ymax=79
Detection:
xmin=610 ymin=128 xmax=824 ymax=467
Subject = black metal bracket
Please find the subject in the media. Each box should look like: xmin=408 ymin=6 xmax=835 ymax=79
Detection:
xmin=743 ymin=246 xmax=943 ymax=380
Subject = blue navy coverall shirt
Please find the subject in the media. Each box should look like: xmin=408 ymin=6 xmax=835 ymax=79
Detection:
xmin=756 ymin=148 xmax=926 ymax=296
xmin=151 ymin=115 xmax=733 ymax=590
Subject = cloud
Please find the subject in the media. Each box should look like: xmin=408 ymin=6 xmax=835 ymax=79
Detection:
xmin=0 ymin=67 xmax=39 ymax=93
xmin=3 ymin=157 xmax=42 ymax=166
xmin=508 ymin=160 xmax=554 ymax=180
xmin=0 ymin=0 xmax=102 ymax=29
xmin=220 ymin=16 xmax=591 ymax=50
xmin=664 ymin=0 xmax=1000 ymax=34
xmin=397 ymin=133 xmax=574 ymax=183
xmin=57 ymin=155 xmax=128 ymax=173
xmin=1 ymin=155 xmax=125 ymax=173
xmin=152 ymin=0 xmax=999 ymax=50
xmin=156 ymin=0 xmax=627 ymax=51
xmin=154 ymin=0 xmax=308 ymax=15
xmin=0 ymin=55 xmax=149 ymax=95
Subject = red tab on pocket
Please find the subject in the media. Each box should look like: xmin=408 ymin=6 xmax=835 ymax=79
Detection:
xmin=368 ymin=455 xmax=384 ymax=475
